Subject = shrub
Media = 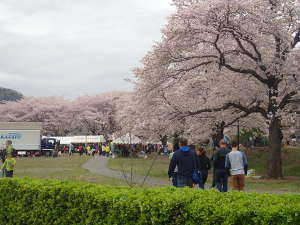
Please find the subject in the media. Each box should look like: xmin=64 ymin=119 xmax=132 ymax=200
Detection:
xmin=0 ymin=178 xmax=299 ymax=225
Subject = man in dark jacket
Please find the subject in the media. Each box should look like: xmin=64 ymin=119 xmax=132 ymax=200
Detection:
xmin=196 ymin=147 xmax=211 ymax=189
xmin=168 ymin=138 xmax=197 ymax=188
xmin=213 ymin=140 xmax=230 ymax=192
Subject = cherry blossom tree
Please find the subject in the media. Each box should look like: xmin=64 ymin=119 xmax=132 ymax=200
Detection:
xmin=71 ymin=92 xmax=124 ymax=138
xmin=0 ymin=97 xmax=72 ymax=135
xmin=0 ymin=92 xmax=127 ymax=137
xmin=135 ymin=0 xmax=300 ymax=178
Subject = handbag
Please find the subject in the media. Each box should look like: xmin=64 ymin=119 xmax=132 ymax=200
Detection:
xmin=192 ymin=157 xmax=201 ymax=183
xmin=192 ymin=170 xmax=201 ymax=183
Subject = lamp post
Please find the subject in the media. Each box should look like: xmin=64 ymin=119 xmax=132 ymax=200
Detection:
xmin=237 ymin=118 xmax=240 ymax=148
xmin=237 ymin=100 xmax=241 ymax=148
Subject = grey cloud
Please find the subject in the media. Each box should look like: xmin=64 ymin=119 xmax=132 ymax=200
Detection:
xmin=0 ymin=0 xmax=174 ymax=98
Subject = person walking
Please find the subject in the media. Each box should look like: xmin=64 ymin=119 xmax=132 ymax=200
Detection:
xmin=68 ymin=143 xmax=74 ymax=156
xmin=196 ymin=146 xmax=211 ymax=189
xmin=1 ymin=153 xmax=16 ymax=178
xmin=91 ymin=145 xmax=96 ymax=157
xmin=105 ymin=144 xmax=110 ymax=157
xmin=168 ymin=138 xmax=197 ymax=188
xmin=0 ymin=148 xmax=6 ymax=164
xmin=213 ymin=140 xmax=230 ymax=192
xmin=169 ymin=151 xmax=178 ymax=187
xmin=86 ymin=145 xmax=91 ymax=156
xmin=101 ymin=144 xmax=106 ymax=156
xmin=5 ymin=140 xmax=14 ymax=156
xmin=225 ymin=140 xmax=248 ymax=191
xmin=78 ymin=145 xmax=83 ymax=156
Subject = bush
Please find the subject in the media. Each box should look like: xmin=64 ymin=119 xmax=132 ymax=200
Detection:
xmin=0 ymin=178 xmax=299 ymax=225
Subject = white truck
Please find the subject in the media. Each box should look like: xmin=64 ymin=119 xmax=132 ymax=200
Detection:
xmin=0 ymin=122 xmax=57 ymax=156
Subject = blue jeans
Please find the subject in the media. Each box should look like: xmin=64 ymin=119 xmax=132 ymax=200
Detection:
xmin=215 ymin=169 xmax=228 ymax=192
xmin=177 ymin=175 xmax=193 ymax=188
xmin=194 ymin=171 xmax=203 ymax=189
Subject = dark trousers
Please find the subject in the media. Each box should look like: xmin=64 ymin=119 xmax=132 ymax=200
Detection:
xmin=198 ymin=170 xmax=208 ymax=189
xmin=196 ymin=171 xmax=204 ymax=189
xmin=172 ymin=173 xmax=178 ymax=187
xmin=177 ymin=175 xmax=193 ymax=188
xmin=5 ymin=170 xmax=14 ymax=178
xmin=211 ymin=169 xmax=216 ymax=188
xmin=215 ymin=169 xmax=228 ymax=192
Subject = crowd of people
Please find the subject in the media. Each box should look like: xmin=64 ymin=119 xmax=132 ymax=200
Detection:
xmin=0 ymin=137 xmax=249 ymax=192
xmin=56 ymin=142 xmax=165 ymax=158
xmin=168 ymin=138 xmax=248 ymax=192
xmin=58 ymin=143 xmax=112 ymax=157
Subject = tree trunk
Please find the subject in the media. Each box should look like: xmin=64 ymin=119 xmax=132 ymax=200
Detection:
xmin=268 ymin=117 xmax=283 ymax=179
xmin=173 ymin=133 xmax=180 ymax=151
xmin=211 ymin=121 xmax=225 ymax=149
xmin=160 ymin=135 xmax=168 ymax=147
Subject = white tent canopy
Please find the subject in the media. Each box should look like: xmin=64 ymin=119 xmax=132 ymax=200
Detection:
xmin=112 ymin=134 xmax=141 ymax=144
xmin=55 ymin=137 xmax=72 ymax=145
xmin=52 ymin=136 xmax=106 ymax=144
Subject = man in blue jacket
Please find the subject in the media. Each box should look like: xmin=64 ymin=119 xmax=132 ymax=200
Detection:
xmin=168 ymin=138 xmax=197 ymax=188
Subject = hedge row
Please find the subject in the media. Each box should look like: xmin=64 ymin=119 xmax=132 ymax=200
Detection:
xmin=0 ymin=178 xmax=299 ymax=225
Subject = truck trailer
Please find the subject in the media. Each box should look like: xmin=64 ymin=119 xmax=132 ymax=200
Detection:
xmin=0 ymin=122 xmax=57 ymax=156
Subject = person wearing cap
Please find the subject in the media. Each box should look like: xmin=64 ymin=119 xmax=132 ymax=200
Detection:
xmin=213 ymin=140 xmax=231 ymax=192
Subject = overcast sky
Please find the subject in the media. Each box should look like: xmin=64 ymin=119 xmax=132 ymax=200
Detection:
xmin=0 ymin=0 xmax=174 ymax=98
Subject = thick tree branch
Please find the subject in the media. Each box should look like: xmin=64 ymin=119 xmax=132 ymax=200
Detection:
xmin=222 ymin=63 xmax=268 ymax=85
xmin=187 ymin=100 xmax=268 ymax=119
xmin=212 ymin=31 xmax=268 ymax=85
xmin=279 ymin=91 xmax=298 ymax=109
xmin=292 ymin=29 xmax=300 ymax=48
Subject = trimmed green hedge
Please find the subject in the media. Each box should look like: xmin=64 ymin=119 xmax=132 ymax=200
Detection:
xmin=0 ymin=178 xmax=299 ymax=225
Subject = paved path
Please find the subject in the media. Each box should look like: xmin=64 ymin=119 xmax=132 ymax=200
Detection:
xmin=82 ymin=156 xmax=169 ymax=187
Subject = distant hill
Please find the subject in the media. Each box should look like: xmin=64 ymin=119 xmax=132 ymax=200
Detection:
xmin=0 ymin=87 xmax=23 ymax=102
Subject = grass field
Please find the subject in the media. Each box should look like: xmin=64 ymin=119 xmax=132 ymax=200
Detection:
xmin=14 ymin=155 xmax=125 ymax=186
xmin=9 ymin=147 xmax=300 ymax=192
xmin=107 ymin=147 xmax=300 ymax=192
xmin=246 ymin=146 xmax=300 ymax=177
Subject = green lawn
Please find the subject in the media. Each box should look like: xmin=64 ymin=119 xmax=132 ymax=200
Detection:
xmin=10 ymin=148 xmax=300 ymax=192
xmin=108 ymin=147 xmax=300 ymax=192
xmin=108 ymin=155 xmax=169 ymax=178
xmin=14 ymin=155 xmax=125 ymax=186
xmin=245 ymin=147 xmax=300 ymax=177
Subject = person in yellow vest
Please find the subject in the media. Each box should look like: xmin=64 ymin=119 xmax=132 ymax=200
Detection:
xmin=6 ymin=140 xmax=14 ymax=156
xmin=2 ymin=153 xmax=16 ymax=178
xmin=105 ymin=144 xmax=110 ymax=157
xmin=86 ymin=145 xmax=91 ymax=156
